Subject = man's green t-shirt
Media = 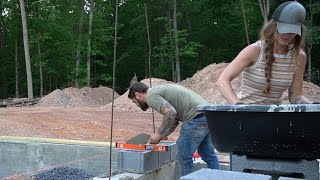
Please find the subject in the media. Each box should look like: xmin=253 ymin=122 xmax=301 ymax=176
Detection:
xmin=146 ymin=84 xmax=207 ymax=122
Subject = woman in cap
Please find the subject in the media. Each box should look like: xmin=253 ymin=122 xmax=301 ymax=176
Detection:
xmin=216 ymin=1 xmax=316 ymax=105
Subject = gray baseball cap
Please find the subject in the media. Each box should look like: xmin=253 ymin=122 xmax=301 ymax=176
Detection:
xmin=272 ymin=1 xmax=306 ymax=36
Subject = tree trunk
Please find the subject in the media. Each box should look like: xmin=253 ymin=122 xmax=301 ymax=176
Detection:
xmin=37 ymin=35 xmax=44 ymax=97
xmin=159 ymin=0 xmax=166 ymax=64
xmin=258 ymin=0 xmax=269 ymax=25
xmin=307 ymin=47 xmax=312 ymax=82
xmin=14 ymin=4 xmax=22 ymax=98
xmin=144 ymin=3 xmax=152 ymax=87
xmin=173 ymin=0 xmax=181 ymax=82
xmin=33 ymin=4 xmax=44 ymax=97
xmin=15 ymin=35 xmax=20 ymax=98
xmin=306 ymin=0 xmax=314 ymax=82
xmin=145 ymin=52 xmax=148 ymax=78
xmin=241 ymin=0 xmax=250 ymax=45
xmin=0 ymin=17 xmax=7 ymax=99
xmin=168 ymin=11 xmax=175 ymax=82
xmin=19 ymin=0 xmax=34 ymax=99
xmin=49 ymin=76 xmax=51 ymax=92
xmin=160 ymin=38 xmax=164 ymax=63
xmin=87 ymin=0 xmax=94 ymax=87
xmin=76 ymin=0 xmax=85 ymax=88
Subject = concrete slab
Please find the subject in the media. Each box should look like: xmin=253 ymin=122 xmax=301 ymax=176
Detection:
xmin=95 ymin=161 xmax=179 ymax=180
xmin=93 ymin=172 xmax=143 ymax=180
xmin=180 ymin=168 xmax=272 ymax=180
xmin=0 ymin=138 xmax=118 ymax=178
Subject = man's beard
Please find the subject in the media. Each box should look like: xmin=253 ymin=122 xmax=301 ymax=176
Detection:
xmin=138 ymin=101 xmax=149 ymax=111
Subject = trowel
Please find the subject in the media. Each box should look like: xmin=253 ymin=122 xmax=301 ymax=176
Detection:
xmin=126 ymin=133 xmax=151 ymax=144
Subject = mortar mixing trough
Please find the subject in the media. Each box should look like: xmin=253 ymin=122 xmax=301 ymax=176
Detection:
xmin=196 ymin=104 xmax=320 ymax=160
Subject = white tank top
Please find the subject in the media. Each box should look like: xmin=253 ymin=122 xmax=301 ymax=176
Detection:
xmin=238 ymin=41 xmax=296 ymax=104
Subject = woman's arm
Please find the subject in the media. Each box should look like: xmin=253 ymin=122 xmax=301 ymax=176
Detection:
xmin=288 ymin=51 xmax=312 ymax=104
xmin=216 ymin=43 xmax=261 ymax=104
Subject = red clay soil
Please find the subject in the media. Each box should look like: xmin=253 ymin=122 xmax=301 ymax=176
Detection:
xmin=0 ymin=106 xmax=177 ymax=142
xmin=1 ymin=63 xmax=320 ymax=142
xmin=0 ymin=84 xmax=179 ymax=142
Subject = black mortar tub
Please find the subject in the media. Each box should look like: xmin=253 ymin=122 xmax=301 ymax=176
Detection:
xmin=196 ymin=104 xmax=320 ymax=159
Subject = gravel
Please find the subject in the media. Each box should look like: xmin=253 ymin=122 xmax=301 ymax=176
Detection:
xmin=33 ymin=167 xmax=92 ymax=180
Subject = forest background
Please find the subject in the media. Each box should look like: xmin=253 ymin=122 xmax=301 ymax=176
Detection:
xmin=0 ymin=0 xmax=319 ymax=99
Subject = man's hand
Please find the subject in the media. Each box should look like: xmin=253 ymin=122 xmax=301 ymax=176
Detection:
xmin=148 ymin=133 xmax=168 ymax=144
xmin=148 ymin=133 xmax=161 ymax=144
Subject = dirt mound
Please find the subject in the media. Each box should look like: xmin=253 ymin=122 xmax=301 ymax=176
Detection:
xmin=180 ymin=63 xmax=240 ymax=104
xmin=38 ymin=86 xmax=119 ymax=107
xmin=105 ymin=78 xmax=174 ymax=111
xmin=2 ymin=62 xmax=320 ymax=146
xmin=105 ymin=63 xmax=320 ymax=109
xmin=181 ymin=63 xmax=320 ymax=104
xmin=301 ymin=81 xmax=320 ymax=101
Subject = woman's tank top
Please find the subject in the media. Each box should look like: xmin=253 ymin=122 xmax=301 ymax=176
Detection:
xmin=238 ymin=41 xmax=296 ymax=104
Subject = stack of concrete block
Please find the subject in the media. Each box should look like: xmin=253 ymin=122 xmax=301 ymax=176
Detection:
xmin=180 ymin=168 xmax=272 ymax=180
xmin=117 ymin=142 xmax=177 ymax=173
xmin=231 ymin=155 xmax=319 ymax=179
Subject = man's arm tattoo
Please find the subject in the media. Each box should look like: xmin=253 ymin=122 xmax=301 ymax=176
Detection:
xmin=157 ymin=101 xmax=179 ymax=138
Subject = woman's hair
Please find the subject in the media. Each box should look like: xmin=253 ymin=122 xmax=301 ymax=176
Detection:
xmin=128 ymin=82 xmax=149 ymax=99
xmin=259 ymin=19 xmax=306 ymax=94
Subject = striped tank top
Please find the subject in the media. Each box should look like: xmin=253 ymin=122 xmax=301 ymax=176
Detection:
xmin=238 ymin=41 xmax=296 ymax=104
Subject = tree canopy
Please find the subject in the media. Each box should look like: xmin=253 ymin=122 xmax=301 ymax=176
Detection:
xmin=1 ymin=0 xmax=319 ymax=99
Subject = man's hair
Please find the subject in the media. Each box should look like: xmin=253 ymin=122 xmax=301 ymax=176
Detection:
xmin=128 ymin=82 xmax=149 ymax=99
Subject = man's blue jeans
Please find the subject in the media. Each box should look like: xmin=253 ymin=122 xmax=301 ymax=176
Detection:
xmin=176 ymin=114 xmax=220 ymax=176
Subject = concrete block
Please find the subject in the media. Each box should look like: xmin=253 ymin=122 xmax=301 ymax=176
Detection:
xmin=180 ymin=168 xmax=272 ymax=180
xmin=133 ymin=161 xmax=179 ymax=180
xmin=231 ymin=155 xmax=319 ymax=180
xmin=158 ymin=142 xmax=177 ymax=166
xmin=117 ymin=142 xmax=177 ymax=173
xmin=117 ymin=149 xmax=158 ymax=173
xmin=164 ymin=142 xmax=178 ymax=161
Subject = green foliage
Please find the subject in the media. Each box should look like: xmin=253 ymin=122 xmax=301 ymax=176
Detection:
xmin=0 ymin=0 xmax=320 ymax=98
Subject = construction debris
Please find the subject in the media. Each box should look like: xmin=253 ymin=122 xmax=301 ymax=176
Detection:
xmin=0 ymin=98 xmax=40 ymax=108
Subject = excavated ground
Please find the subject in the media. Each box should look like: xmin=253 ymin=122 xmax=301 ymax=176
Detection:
xmin=1 ymin=63 xmax=320 ymax=143
xmin=1 ymin=63 xmax=320 ymax=179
